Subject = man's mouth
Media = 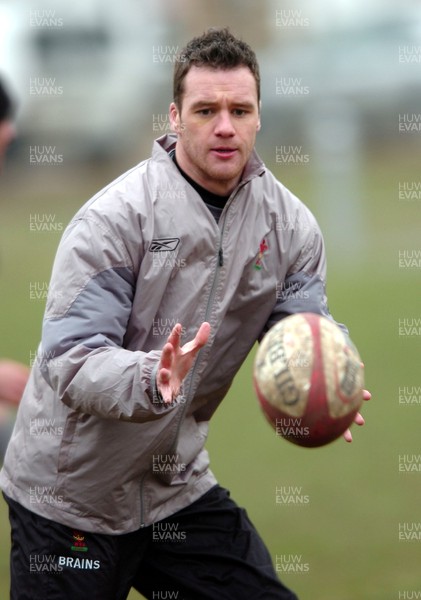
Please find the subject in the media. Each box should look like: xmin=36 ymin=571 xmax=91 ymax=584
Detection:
xmin=211 ymin=147 xmax=237 ymax=158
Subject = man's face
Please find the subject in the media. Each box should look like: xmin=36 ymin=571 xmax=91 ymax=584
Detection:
xmin=0 ymin=119 xmax=16 ymax=172
xmin=169 ymin=66 xmax=261 ymax=196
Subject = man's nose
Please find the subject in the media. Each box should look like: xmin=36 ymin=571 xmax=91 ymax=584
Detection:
xmin=214 ymin=111 xmax=235 ymax=136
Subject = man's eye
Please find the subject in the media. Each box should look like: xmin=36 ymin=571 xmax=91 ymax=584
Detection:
xmin=198 ymin=109 xmax=212 ymax=116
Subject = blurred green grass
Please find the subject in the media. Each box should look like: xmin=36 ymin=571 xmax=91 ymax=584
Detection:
xmin=1 ymin=147 xmax=420 ymax=599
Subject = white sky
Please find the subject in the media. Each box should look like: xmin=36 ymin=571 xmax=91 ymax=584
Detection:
xmin=270 ymin=0 xmax=420 ymax=30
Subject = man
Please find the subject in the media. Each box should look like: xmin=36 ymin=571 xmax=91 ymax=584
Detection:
xmin=0 ymin=360 xmax=29 ymax=459
xmin=0 ymin=78 xmax=30 ymax=459
xmin=1 ymin=29 xmax=369 ymax=599
xmin=0 ymin=78 xmax=17 ymax=172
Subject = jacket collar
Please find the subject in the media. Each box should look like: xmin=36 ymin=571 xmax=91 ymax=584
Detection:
xmin=152 ymin=134 xmax=266 ymax=185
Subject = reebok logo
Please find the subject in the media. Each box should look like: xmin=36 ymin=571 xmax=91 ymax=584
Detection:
xmin=149 ymin=238 xmax=180 ymax=252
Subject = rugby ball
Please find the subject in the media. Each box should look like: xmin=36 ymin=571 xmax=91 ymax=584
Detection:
xmin=253 ymin=313 xmax=364 ymax=447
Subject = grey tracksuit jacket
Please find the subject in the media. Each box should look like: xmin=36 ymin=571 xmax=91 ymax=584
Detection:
xmin=0 ymin=134 xmax=342 ymax=534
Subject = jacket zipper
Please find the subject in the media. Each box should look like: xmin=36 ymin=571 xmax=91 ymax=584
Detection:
xmin=139 ymin=471 xmax=147 ymax=527
xmin=218 ymin=247 xmax=224 ymax=267
xmin=139 ymin=182 xmax=248 ymax=525
xmin=138 ymin=205 xmax=229 ymax=528
xmin=166 ymin=190 xmax=239 ymax=457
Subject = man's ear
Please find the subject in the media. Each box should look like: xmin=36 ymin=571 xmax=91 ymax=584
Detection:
xmin=169 ymin=102 xmax=182 ymax=134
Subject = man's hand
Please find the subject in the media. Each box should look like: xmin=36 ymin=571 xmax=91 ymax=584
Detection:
xmin=343 ymin=388 xmax=371 ymax=443
xmin=156 ymin=322 xmax=211 ymax=404
xmin=0 ymin=360 xmax=30 ymax=406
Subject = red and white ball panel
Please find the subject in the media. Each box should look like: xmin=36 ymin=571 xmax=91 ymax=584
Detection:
xmin=253 ymin=313 xmax=364 ymax=447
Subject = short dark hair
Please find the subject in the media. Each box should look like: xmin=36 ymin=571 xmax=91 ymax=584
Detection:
xmin=0 ymin=78 xmax=14 ymax=122
xmin=173 ymin=28 xmax=260 ymax=109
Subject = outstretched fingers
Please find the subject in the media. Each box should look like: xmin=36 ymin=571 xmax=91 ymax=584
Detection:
xmin=166 ymin=323 xmax=183 ymax=351
xmin=343 ymin=388 xmax=371 ymax=442
xmin=157 ymin=322 xmax=211 ymax=404
xmin=181 ymin=322 xmax=211 ymax=355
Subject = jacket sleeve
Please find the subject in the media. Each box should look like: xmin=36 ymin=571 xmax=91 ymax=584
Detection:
xmin=38 ymin=214 xmax=173 ymax=422
xmin=263 ymin=205 xmax=349 ymax=337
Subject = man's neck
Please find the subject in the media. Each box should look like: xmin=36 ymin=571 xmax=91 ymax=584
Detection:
xmin=174 ymin=147 xmax=240 ymax=197
xmin=172 ymin=151 xmax=229 ymax=209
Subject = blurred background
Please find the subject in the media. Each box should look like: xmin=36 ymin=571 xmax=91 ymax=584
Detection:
xmin=0 ymin=0 xmax=420 ymax=598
